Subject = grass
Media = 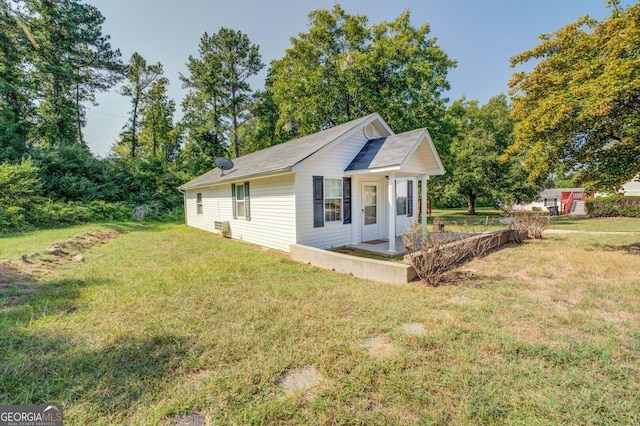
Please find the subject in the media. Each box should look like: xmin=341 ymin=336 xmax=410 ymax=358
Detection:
xmin=0 ymin=221 xmax=158 ymax=259
xmin=1 ymin=222 xmax=640 ymax=424
xmin=549 ymin=215 xmax=640 ymax=232
xmin=429 ymin=207 xmax=505 ymax=232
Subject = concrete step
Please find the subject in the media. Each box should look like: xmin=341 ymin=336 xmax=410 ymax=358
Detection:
xmin=570 ymin=200 xmax=586 ymax=215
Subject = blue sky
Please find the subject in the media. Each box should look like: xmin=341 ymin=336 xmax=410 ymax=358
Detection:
xmin=84 ymin=0 xmax=622 ymax=156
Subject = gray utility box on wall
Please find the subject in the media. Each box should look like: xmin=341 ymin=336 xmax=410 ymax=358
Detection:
xmin=214 ymin=221 xmax=230 ymax=237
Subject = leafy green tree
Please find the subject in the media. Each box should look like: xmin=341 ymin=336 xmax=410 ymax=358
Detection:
xmin=23 ymin=0 xmax=123 ymax=147
xmin=507 ymin=1 xmax=640 ymax=192
xmin=443 ymin=95 xmax=539 ymax=214
xmin=0 ymin=0 xmax=34 ymax=160
xmin=180 ymin=33 xmax=227 ymax=169
xmin=121 ymin=52 xmax=163 ymax=159
xmin=266 ymin=5 xmax=455 ymax=140
xmin=34 ymin=144 xmax=124 ymax=202
xmin=180 ymin=28 xmax=264 ymax=160
xmin=138 ymin=77 xmax=178 ymax=161
xmin=216 ymin=28 xmax=263 ymax=158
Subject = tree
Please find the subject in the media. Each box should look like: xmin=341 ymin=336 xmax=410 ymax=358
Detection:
xmin=443 ymin=95 xmax=539 ymax=214
xmin=216 ymin=28 xmax=263 ymax=158
xmin=266 ymin=5 xmax=455 ymax=141
xmin=138 ymin=77 xmax=178 ymax=161
xmin=24 ymin=0 xmax=123 ymax=147
xmin=180 ymin=28 xmax=264 ymax=160
xmin=0 ymin=0 xmax=34 ymax=160
xmin=121 ymin=52 xmax=162 ymax=159
xmin=507 ymin=1 xmax=640 ymax=192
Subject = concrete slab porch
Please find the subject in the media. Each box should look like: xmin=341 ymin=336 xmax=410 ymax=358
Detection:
xmin=349 ymin=237 xmax=406 ymax=256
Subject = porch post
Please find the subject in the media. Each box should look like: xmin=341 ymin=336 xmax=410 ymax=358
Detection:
xmin=388 ymin=172 xmax=396 ymax=252
xmin=421 ymin=175 xmax=428 ymax=237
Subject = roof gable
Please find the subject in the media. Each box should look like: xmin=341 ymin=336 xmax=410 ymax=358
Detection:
xmin=179 ymin=113 xmax=384 ymax=190
xmin=345 ymin=128 xmax=444 ymax=175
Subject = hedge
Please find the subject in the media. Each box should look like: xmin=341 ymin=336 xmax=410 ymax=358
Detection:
xmin=586 ymin=196 xmax=640 ymax=218
xmin=0 ymin=200 xmax=131 ymax=233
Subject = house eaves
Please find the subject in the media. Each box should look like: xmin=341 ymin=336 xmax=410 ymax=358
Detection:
xmin=178 ymin=113 xmax=381 ymax=191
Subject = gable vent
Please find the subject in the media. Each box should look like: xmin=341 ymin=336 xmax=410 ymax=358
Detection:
xmin=363 ymin=124 xmax=375 ymax=139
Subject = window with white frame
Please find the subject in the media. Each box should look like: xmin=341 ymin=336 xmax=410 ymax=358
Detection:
xmin=396 ymin=181 xmax=407 ymax=215
xmin=236 ymin=184 xmax=246 ymax=217
xmin=324 ymin=178 xmax=342 ymax=222
xmin=196 ymin=193 xmax=203 ymax=215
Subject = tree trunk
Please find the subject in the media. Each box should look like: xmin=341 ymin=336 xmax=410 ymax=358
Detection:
xmin=76 ymin=82 xmax=84 ymax=146
xmin=232 ymin=88 xmax=239 ymax=158
xmin=131 ymin=96 xmax=138 ymax=159
xmin=151 ymin=106 xmax=157 ymax=158
xmin=233 ymin=114 xmax=239 ymax=158
xmin=466 ymin=192 xmax=477 ymax=215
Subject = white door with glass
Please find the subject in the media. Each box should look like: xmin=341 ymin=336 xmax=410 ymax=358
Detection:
xmin=361 ymin=182 xmax=379 ymax=242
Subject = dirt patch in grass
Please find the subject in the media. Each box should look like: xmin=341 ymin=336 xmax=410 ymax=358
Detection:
xmin=1 ymin=229 xmax=123 ymax=272
xmin=362 ymin=335 xmax=395 ymax=357
xmin=278 ymin=365 xmax=322 ymax=396
xmin=401 ymin=322 xmax=426 ymax=336
xmin=172 ymin=413 xmax=207 ymax=426
xmin=0 ymin=229 xmax=124 ymax=304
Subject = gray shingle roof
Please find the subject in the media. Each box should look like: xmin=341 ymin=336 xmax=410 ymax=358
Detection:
xmin=345 ymin=128 xmax=426 ymax=171
xmin=178 ymin=113 xmax=378 ymax=190
xmin=538 ymin=188 xmax=585 ymax=199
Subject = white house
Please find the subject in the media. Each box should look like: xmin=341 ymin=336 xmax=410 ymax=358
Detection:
xmin=178 ymin=113 xmax=445 ymax=253
xmin=513 ymin=188 xmax=587 ymax=214
xmin=621 ymin=179 xmax=640 ymax=196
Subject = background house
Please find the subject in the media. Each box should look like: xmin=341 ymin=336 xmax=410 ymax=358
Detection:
xmin=513 ymin=188 xmax=587 ymax=215
xmin=178 ymin=113 xmax=445 ymax=253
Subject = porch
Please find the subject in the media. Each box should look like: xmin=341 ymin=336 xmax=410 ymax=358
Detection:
xmin=350 ymin=237 xmax=407 ymax=256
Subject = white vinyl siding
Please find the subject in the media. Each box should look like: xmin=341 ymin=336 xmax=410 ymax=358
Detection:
xmin=295 ymin=132 xmax=373 ymax=249
xmin=184 ymin=174 xmax=296 ymax=252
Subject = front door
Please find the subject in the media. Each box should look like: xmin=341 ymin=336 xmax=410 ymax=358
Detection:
xmin=361 ymin=182 xmax=379 ymax=242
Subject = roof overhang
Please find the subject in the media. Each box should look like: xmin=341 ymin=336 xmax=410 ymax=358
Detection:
xmin=178 ymin=169 xmax=294 ymax=191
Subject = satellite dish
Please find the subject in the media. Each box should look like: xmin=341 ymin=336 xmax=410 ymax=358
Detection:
xmin=214 ymin=157 xmax=234 ymax=176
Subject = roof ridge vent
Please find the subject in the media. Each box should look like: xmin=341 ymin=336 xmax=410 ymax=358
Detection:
xmin=363 ymin=124 xmax=375 ymax=139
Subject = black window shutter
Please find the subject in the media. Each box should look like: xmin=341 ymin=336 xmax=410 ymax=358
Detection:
xmin=313 ymin=176 xmax=324 ymax=228
xmin=343 ymin=177 xmax=351 ymax=224
xmin=407 ymin=179 xmax=414 ymax=217
xmin=244 ymin=182 xmax=251 ymax=221
xmin=231 ymin=183 xmax=237 ymax=219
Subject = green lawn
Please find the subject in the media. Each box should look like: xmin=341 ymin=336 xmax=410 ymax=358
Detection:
xmin=428 ymin=207 xmax=505 ymax=232
xmin=549 ymin=215 xmax=640 ymax=232
xmin=1 ymin=223 xmax=639 ymax=424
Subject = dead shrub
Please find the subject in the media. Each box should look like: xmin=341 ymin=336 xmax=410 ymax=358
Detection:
xmin=507 ymin=210 xmax=550 ymax=241
xmin=402 ymin=221 xmax=495 ymax=286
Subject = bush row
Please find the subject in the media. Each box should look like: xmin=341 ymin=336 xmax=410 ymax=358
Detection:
xmin=1 ymin=199 xmax=185 ymax=233
xmin=586 ymin=196 xmax=640 ymax=218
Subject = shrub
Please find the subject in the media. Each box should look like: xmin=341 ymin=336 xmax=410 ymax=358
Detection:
xmin=0 ymin=199 xmax=131 ymax=233
xmin=507 ymin=210 xmax=550 ymax=241
xmin=402 ymin=221 xmax=494 ymax=286
xmin=586 ymin=196 xmax=640 ymax=218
